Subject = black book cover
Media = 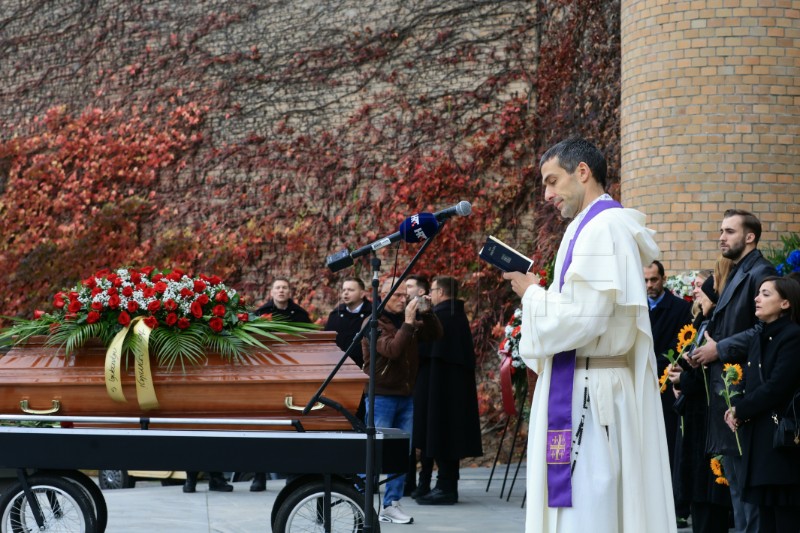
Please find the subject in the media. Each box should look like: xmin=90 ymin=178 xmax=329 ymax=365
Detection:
xmin=479 ymin=235 xmax=533 ymax=273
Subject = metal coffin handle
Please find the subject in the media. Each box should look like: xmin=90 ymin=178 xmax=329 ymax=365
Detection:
xmin=20 ymin=399 xmax=61 ymax=415
xmin=284 ymin=395 xmax=323 ymax=411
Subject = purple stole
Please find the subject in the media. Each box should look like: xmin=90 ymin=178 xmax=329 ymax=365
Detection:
xmin=546 ymin=199 xmax=622 ymax=507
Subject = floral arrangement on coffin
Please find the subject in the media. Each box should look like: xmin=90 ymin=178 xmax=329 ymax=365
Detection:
xmin=1 ymin=267 xmax=316 ymax=410
xmin=766 ymin=233 xmax=800 ymax=276
xmin=497 ymin=266 xmax=550 ymax=416
xmin=665 ymin=271 xmax=698 ymax=301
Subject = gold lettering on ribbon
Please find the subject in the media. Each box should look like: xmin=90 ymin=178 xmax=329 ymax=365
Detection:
xmin=133 ymin=319 xmax=159 ymax=410
xmin=105 ymin=323 xmax=131 ymax=403
xmin=103 ymin=316 xmax=160 ymax=410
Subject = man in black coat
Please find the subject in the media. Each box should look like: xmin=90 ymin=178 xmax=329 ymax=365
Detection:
xmin=251 ymin=276 xmax=311 ymax=492
xmin=645 ymin=260 xmax=693 ymax=525
xmin=413 ymin=276 xmax=483 ymax=505
xmin=253 ymin=277 xmax=312 ymax=324
xmin=324 ymin=276 xmax=372 ymax=368
xmin=693 ymin=209 xmax=777 ymax=533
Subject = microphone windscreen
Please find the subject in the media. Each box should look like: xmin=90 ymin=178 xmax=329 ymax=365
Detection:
xmin=399 ymin=212 xmax=439 ymax=243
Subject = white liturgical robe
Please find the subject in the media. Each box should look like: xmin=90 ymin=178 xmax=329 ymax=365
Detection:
xmin=519 ymin=197 xmax=676 ymax=533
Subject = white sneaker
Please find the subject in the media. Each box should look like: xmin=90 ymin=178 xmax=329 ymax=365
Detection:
xmin=379 ymin=501 xmax=414 ymax=524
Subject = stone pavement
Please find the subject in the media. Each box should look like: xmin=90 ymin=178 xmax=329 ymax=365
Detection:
xmin=101 ymin=466 xmax=528 ymax=532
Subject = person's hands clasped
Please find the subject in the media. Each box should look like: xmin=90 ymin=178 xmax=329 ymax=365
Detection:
xmin=667 ymin=364 xmax=682 ymax=386
xmin=691 ymin=332 xmax=718 ymax=365
xmin=502 ymin=271 xmax=541 ymax=298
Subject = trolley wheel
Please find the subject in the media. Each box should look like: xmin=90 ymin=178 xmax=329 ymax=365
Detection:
xmin=272 ymin=478 xmax=379 ymax=533
xmin=0 ymin=474 xmax=98 ymax=533
xmin=53 ymin=470 xmax=109 ymax=533
xmin=97 ymin=470 xmax=134 ymax=490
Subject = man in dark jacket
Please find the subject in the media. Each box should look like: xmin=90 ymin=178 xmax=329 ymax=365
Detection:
xmin=645 ymin=260 xmax=693 ymax=526
xmin=251 ymin=276 xmax=312 ymax=492
xmin=692 ymin=209 xmax=777 ymax=533
xmin=324 ymin=276 xmax=372 ymax=368
xmin=362 ymin=279 xmax=442 ymax=524
xmin=413 ymin=276 xmax=483 ymax=505
xmin=253 ymin=277 xmax=312 ymax=323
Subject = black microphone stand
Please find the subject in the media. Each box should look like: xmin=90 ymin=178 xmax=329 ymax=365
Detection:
xmin=303 ymin=222 xmax=446 ymax=533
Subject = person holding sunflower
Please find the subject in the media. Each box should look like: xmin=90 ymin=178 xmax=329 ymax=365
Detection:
xmin=669 ymin=273 xmax=732 ymax=533
xmin=723 ymin=276 xmax=800 ymax=533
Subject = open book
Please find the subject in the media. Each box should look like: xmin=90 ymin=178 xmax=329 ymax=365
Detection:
xmin=479 ymin=235 xmax=533 ymax=273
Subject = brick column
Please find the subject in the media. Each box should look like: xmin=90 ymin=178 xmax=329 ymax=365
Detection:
xmin=620 ymin=0 xmax=800 ymax=272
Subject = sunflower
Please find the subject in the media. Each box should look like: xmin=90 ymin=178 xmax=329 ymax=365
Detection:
xmin=715 ymin=476 xmax=729 ymax=486
xmin=723 ymin=363 xmax=744 ymax=386
xmin=676 ymin=323 xmax=697 ymax=353
xmin=659 ymin=365 xmax=670 ymax=393
xmin=709 ymin=457 xmax=723 ymax=477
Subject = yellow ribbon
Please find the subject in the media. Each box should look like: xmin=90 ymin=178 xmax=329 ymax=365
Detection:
xmin=104 ymin=316 xmax=160 ymax=410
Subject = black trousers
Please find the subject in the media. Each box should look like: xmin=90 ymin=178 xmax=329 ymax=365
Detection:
xmin=758 ymin=504 xmax=800 ymax=533
xmin=419 ymin=456 xmax=459 ymax=491
xmin=690 ymin=502 xmax=730 ymax=533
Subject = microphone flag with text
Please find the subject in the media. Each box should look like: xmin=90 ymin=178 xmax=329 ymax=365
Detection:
xmin=326 ymin=201 xmax=471 ymax=272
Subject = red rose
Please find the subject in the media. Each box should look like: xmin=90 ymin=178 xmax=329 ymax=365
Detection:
xmin=118 ymin=311 xmax=131 ymax=327
xmin=180 ymin=288 xmax=194 ymax=298
xmin=122 ymin=286 xmax=134 ymax=297
xmin=147 ymin=300 xmax=161 ymax=312
xmin=91 ymin=300 xmax=103 ymax=311
xmin=177 ymin=317 xmax=190 ymax=329
xmin=190 ymin=300 xmax=204 ymax=318
xmin=82 ymin=277 xmax=97 ymax=288
xmin=260 ymin=313 xmax=273 ymax=321
xmin=108 ymin=294 xmax=121 ymax=309
xmin=94 ymin=268 xmax=111 ymax=278
xmin=209 ymin=317 xmax=224 ymax=332
xmin=140 ymin=266 xmax=156 ymax=276
xmin=212 ymin=304 xmax=226 ymax=317
xmin=127 ymin=301 xmax=139 ymax=312
xmin=539 ymin=278 xmax=547 ymax=287
xmin=144 ymin=316 xmax=158 ymax=329
xmin=151 ymin=273 xmax=164 ymax=282
xmin=68 ymin=291 xmax=80 ymax=301
xmin=53 ymin=293 xmax=66 ymax=309
xmin=196 ymin=294 xmax=209 ymax=305
xmin=165 ymin=312 xmax=178 ymax=326
xmin=214 ymin=291 xmax=228 ymax=303
xmin=193 ymin=280 xmax=207 ymax=293
xmin=167 ymin=270 xmax=183 ymax=282
xmin=207 ymin=275 xmax=222 ymax=285
xmin=113 ymin=277 xmax=123 ymax=287
xmin=142 ymin=287 xmax=156 ymax=298
xmin=154 ymin=281 xmax=167 ymax=293
xmin=107 ymin=273 xmax=118 ymax=283
xmin=164 ymin=299 xmax=178 ymax=312
xmin=106 ymin=287 xmax=117 ymax=296
xmin=87 ymin=311 xmax=101 ymax=324
xmin=91 ymin=286 xmax=102 ymax=296
xmin=130 ymin=272 xmax=142 ymax=284
xmin=237 ymin=313 xmax=249 ymax=322
xmin=33 ymin=309 xmax=45 ymax=319
xmin=239 ymin=295 xmax=246 ymax=305
xmin=68 ymin=300 xmax=82 ymax=313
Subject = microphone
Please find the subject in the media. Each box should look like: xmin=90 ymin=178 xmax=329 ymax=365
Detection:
xmin=432 ymin=200 xmax=472 ymax=221
xmin=326 ymin=212 xmax=440 ymax=272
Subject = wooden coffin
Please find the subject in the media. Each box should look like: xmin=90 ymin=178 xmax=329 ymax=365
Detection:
xmin=0 ymin=332 xmax=366 ymax=430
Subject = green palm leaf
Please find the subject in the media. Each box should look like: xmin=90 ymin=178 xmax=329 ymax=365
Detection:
xmin=149 ymin=325 xmax=207 ymax=373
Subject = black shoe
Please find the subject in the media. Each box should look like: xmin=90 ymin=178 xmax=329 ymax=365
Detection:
xmin=415 ymin=487 xmax=457 ymax=505
xmin=208 ymin=474 xmax=233 ymax=492
xmin=250 ymin=474 xmax=267 ymax=492
xmin=182 ymin=479 xmax=196 ymax=493
xmin=410 ymin=484 xmax=431 ymax=500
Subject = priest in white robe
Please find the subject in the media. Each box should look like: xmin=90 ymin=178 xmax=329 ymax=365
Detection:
xmin=504 ymin=138 xmax=676 ymax=533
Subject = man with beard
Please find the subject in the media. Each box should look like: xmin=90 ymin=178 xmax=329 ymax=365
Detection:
xmin=412 ymin=276 xmax=483 ymax=505
xmin=692 ymin=209 xmax=776 ymax=533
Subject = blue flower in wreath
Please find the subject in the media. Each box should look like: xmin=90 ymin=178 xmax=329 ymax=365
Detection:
xmin=787 ymin=250 xmax=800 ymax=270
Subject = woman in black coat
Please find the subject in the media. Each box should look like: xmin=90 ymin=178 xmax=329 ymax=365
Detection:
xmin=669 ymin=274 xmax=731 ymax=533
xmin=726 ymin=276 xmax=800 ymax=533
